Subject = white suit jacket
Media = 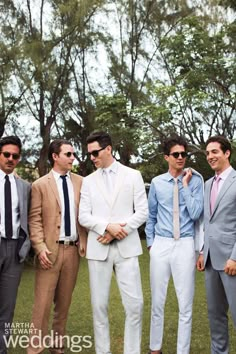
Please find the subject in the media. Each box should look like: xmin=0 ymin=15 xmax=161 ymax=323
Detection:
xmin=79 ymin=162 xmax=148 ymax=260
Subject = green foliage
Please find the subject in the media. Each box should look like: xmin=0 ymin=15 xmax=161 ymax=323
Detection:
xmin=0 ymin=0 xmax=236 ymax=178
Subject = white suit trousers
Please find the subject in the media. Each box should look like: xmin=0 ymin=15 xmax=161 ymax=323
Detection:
xmin=88 ymin=242 xmax=143 ymax=354
xmin=150 ymin=236 xmax=196 ymax=354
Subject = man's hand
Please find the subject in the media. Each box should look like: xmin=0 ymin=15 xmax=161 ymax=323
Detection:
xmin=106 ymin=223 xmax=128 ymax=240
xmin=224 ymin=259 xmax=236 ymax=276
xmin=97 ymin=233 xmax=115 ymax=245
xmin=38 ymin=249 xmax=53 ymax=270
xmin=182 ymin=168 xmax=192 ymax=187
xmin=196 ymin=254 xmax=205 ymax=271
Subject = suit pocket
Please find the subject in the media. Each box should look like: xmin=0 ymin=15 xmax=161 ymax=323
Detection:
xmin=221 ymin=235 xmax=236 ymax=245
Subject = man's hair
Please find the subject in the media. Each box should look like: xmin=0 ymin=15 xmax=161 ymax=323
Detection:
xmin=48 ymin=139 xmax=72 ymax=167
xmin=0 ymin=136 xmax=22 ymax=153
xmin=205 ymin=135 xmax=232 ymax=158
xmin=86 ymin=131 xmax=112 ymax=148
xmin=163 ymin=135 xmax=188 ymax=155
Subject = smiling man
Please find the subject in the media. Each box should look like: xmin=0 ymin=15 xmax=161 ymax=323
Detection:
xmin=27 ymin=139 xmax=87 ymax=354
xmin=0 ymin=136 xmax=31 ymax=354
xmin=197 ymin=135 xmax=236 ymax=354
xmin=146 ymin=135 xmax=203 ymax=354
xmin=79 ymin=131 xmax=148 ymax=354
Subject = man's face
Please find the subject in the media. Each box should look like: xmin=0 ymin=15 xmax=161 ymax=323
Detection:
xmin=87 ymin=141 xmax=111 ymax=169
xmin=164 ymin=144 xmax=187 ymax=172
xmin=206 ymin=142 xmax=230 ymax=173
xmin=53 ymin=144 xmax=75 ymax=173
xmin=0 ymin=144 xmax=20 ymax=174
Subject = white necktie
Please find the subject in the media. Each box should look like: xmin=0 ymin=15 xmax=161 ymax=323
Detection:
xmin=173 ymin=178 xmax=180 ymax=240
xmin=103 ymin=169 xmax=114 ymax=194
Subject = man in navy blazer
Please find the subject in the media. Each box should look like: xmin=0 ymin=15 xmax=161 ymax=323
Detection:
xmin=197 ymin=135 xmax=236 ymax=354
xmin=0 ymin=136 xmax=31 ymax=354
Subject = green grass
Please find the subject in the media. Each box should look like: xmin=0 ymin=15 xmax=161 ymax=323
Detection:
xmin=11 ymin=241 xmax=235 ymax=353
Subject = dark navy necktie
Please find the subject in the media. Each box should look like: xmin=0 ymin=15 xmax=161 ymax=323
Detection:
xmin=60 ymin=175 xmax=71 ymax=237
xmin=5 ymin=175 xmax=13 ymax=238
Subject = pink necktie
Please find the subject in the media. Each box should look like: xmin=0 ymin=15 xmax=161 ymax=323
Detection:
xmin=210 ymin=175 xmax=221 ymax=214
xmin=173 ymin=178 xmax=180 ymax=240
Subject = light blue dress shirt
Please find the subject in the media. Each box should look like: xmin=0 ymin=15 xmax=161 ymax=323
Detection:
xmin=145 ymin=171 xmax=204 ymax=247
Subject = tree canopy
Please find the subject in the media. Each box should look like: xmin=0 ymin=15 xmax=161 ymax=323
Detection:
xmin=0 ymin=0 xmax=235 ymax=179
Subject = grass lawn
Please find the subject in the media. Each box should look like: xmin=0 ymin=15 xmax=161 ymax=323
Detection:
xmin=11 ymin=241 xmax=235 ymax=353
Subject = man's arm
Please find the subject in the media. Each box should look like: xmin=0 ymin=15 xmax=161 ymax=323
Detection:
xmin=145 ymin=181 xmax=157 ymax=249
xmin=29 ymin=182 xmax=52 ymax=269
xmin=182 ymin=173 xmax=204 ymax=221
xmin=123 ymin=171 xmax=148 ymax=234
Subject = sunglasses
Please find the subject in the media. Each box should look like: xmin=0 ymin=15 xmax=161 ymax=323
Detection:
xmin=1 ymin=151 xmax=20 ymax=160
xmin=63 ymin=152 xmax=76 ymax=158
xmin=88 ymin=146 xmax=107 ymax=158
xmin=169 ymin=151 xmax=188 ymax=159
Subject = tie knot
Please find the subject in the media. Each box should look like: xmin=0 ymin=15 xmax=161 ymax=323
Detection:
xmin=103 ymin=169 xmax=111 ymax=175
xmin=173 ymin=177 xmax=178 ymax=185
xmin=214 ymin=175 xmax=221 ymax=183
xmin=60 ymin=175 xmax=67 ymax=180
xmin=5 ymin=175 xmax=10 ymax=181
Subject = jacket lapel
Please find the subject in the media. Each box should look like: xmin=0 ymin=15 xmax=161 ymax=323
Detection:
xmin=110 ymin=163 xmax=126 ymax=209
xmin=48 ymin=170 xmax=61 ymax=208
xmin=210 ymin=169 xmax=236 ymax=219
xmin=15 ymin=177 xmax=24 ymax=217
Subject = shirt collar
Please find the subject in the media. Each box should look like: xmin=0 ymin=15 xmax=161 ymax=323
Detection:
xmin=103 ymin=160 xmax=118 ymax=174
xmin=166 ymin=171 xmax=183 ymax=182
xmin=215 ymin=165 xmax=233 ymax=181
xmin=0 ymin=169 xmax=14 ymax=181
xmin=52 ymin=169 xmax=71 ymax=181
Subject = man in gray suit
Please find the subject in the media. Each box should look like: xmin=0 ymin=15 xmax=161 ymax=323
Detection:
xmin=0 ymin=136 xmax=31 ymax=354
xmin=197 ymin=135 xmax=236 ymax=354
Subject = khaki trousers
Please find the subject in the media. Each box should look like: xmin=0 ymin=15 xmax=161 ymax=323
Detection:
xmin=27 ymin=245 xmax=80 ymax=354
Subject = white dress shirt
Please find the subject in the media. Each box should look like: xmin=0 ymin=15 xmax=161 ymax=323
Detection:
xmin=52 ymin=170 xmax=77 ymax=241
xmin=0 ymin=169 xmax=20 ymax=239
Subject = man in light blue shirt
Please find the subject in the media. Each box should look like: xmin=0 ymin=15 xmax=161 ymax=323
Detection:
xmin=146 ymin=135 xmax=203 ymax=354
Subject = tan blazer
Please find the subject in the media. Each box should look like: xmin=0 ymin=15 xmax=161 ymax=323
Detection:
xmin=29 ymin=170 xmax=87 ymax=264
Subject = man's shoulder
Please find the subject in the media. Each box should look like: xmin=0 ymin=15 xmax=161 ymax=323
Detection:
xmin=117 ymin=162 xmax=141 ymax=176
xmin=32 ymin=172 xmax=51 ymax=187
xmin=151 ymin=172 xmax=168 ymax=183
xmin=70 ymin=172 xmax=83 ymax=181
xmin=15 ymin=176 xmax=31 ymax=188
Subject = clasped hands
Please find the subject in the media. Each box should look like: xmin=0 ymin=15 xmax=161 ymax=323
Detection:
xmin=97 ymin=223 xmax=128 ymax=245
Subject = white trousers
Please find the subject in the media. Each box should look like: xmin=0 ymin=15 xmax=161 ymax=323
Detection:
xmin=88 ymin=242 xmax=143 ymax=354
xmin=150 ymin=237 xmax=196 ymax=354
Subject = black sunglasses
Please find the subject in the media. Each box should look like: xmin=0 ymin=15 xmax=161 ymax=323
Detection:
xmin=1 ymin=151 xmax=20 ymax=160
xmin=88 ymin=146 xmax=107 ymax=158
xmin=63 ymin=152 xmax=76 ymax=158
xmin=169 ymin=151 xmax=188 ymax=159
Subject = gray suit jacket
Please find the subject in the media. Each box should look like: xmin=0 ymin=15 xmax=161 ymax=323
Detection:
xmin=204 ymin=168 xmax=236 ymax=270
xmin=0 ymin=176 xmax=31 ymax=263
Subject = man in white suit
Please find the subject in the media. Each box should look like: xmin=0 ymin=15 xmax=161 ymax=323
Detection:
xmin=197 ymin=136 xmax=236 ymax=354
xmin=79 ymin=131 xmax=148 ymax=354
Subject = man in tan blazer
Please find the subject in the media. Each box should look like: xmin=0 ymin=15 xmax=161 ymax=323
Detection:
xmin=27 ymin=139 xmax=87 ymax=354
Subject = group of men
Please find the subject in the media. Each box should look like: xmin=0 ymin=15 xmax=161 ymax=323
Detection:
xmin=0 ymin=132 xmax=235 ymax=354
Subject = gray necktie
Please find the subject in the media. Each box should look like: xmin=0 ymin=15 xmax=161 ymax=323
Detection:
xmin=173 ymin=178 xmax=180 ymax=240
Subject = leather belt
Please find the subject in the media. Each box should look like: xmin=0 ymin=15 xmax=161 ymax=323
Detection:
xmin=56 ymin=240 xmax=77 ymax=246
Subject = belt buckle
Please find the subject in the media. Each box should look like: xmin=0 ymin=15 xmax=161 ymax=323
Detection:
xmin=64 ymin=239 xmax=70 ymax=246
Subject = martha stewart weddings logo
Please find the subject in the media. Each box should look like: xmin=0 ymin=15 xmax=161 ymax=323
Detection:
xmin=4 ymin=322 xmax=93 ymax=352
